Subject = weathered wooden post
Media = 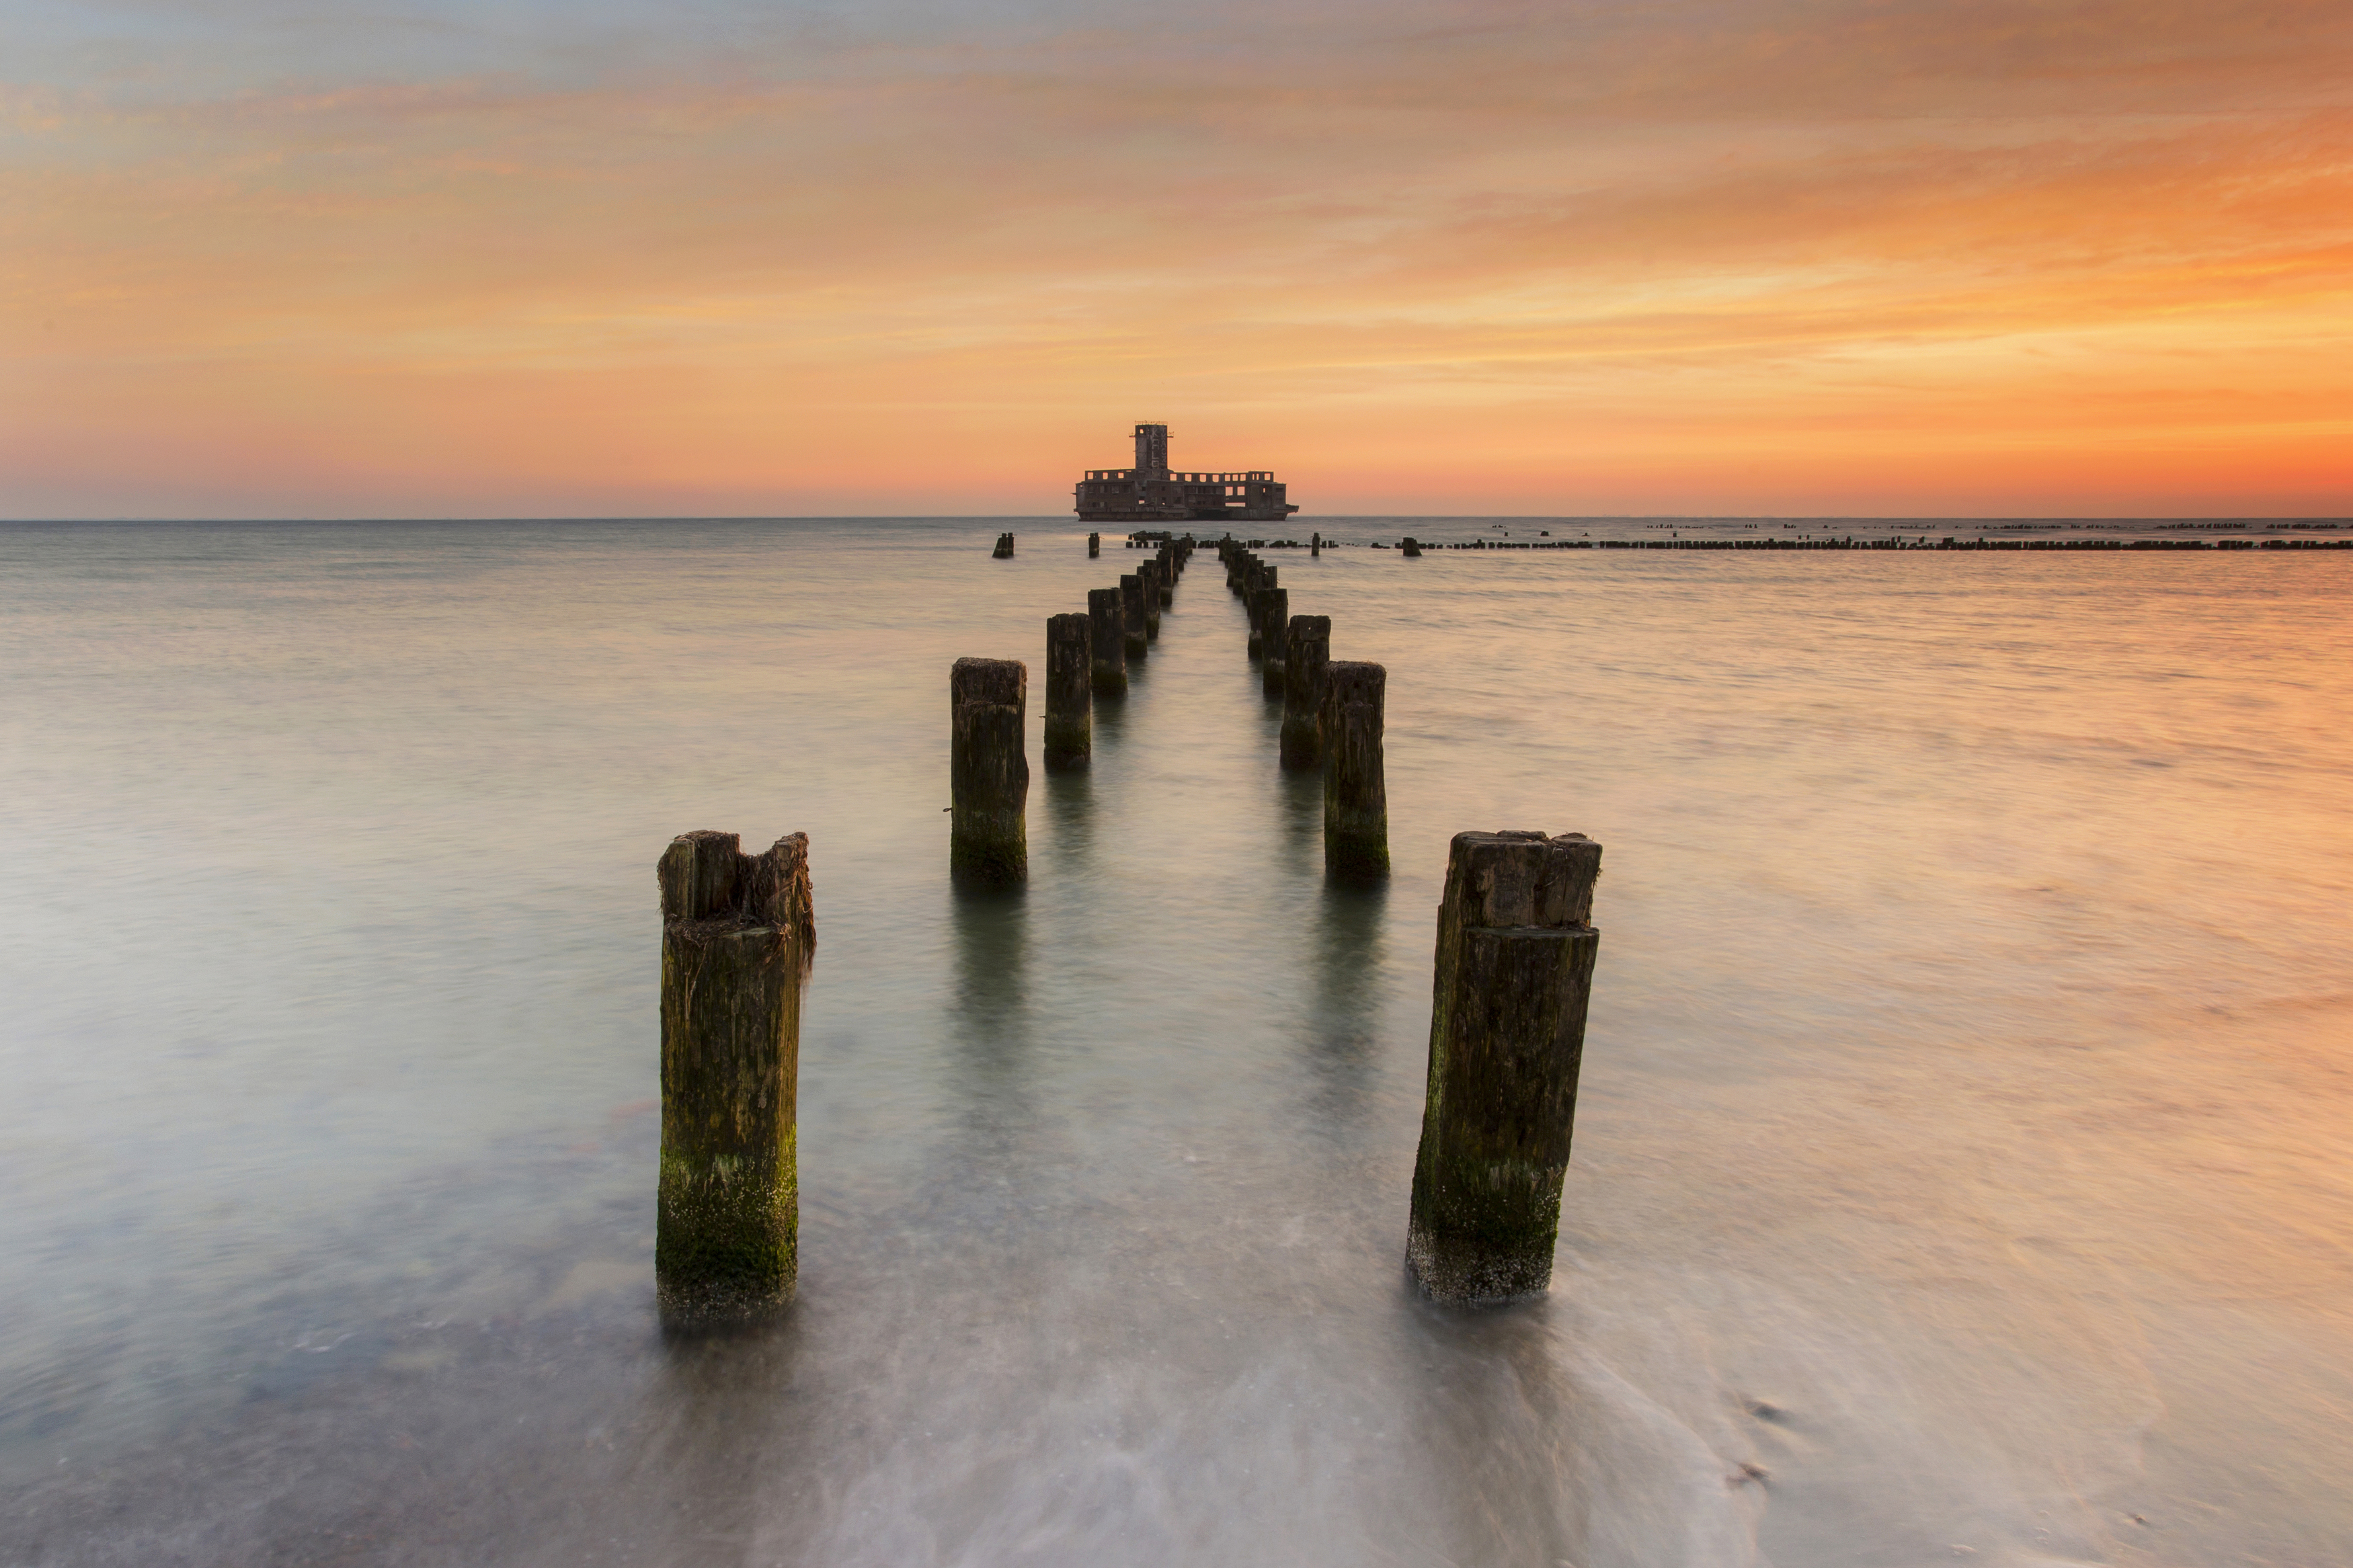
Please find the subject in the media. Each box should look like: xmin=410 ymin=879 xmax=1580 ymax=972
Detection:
xmin=1406 ymin=831 xmax=1602 ymax=1305
xmin=1246 ymin=565 xmax=1279 ymax=658
xmin=951 ymin=658 xmax=1029 ymax=883
xmin=1312 ymin=530 xmax=1322 ymax=556
xmin=1281 ymin=614 xmax=1329 ymax=768
xmin=1088 ymin=532 xmax=1101 ymax=558
xmin=1044 ymin=613 xmax=1091 ymax=770
xmin=992 ymin=532 xmax=1015 ymax=559
xmin=1321 ymin=661 xmax=1388 ymax=876
xmin=1088 ymin=587 xmax=1127 ymax=695
xmin=1140 ymin=561 xmax=1162 ymax=638
xmin=1121 ymin=574 xmax=1149 ymax=660
xmin=1260 ymin=587 xmax=1289 ymax=694
xmin=1156 ymin=550 xmax=1175 ymax=604
xmin=657 ymin=829 xmax=815 ymax=1323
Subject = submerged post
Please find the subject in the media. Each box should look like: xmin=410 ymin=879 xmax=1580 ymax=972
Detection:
xmin=1121 ymin=574 xmax=1149 ymax=660
xmin=1044 ymin=613 xmax=1091 ymax=770
xmin=1280 ymin=614 xmax=1330 ymax=768
xmin=1140 ymin=561 xmax=1163 ymax=638
xmin=1321 ymin=661 xmax=1388 ymax=877
xmin=951 ymin=658 xmax=1029 ymax=883
xmin=1406 ymin=831 xmax=1602 ymax=1305
xmin=657 ymin=830 xmax=816 ymax=1324
xmin=1088 ymin=532 xmax=1101 ymax=559
xmin=1088 ymin=587 xmax=1127 ymax=695
xmin=1260 ymin=587 xmax=1289 ymax=694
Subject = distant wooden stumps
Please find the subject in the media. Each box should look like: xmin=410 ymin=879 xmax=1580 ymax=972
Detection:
xmin=951 ymin=657 xmax=1029 ymax=884
xmin=1246 ymin=565 xmax=1279 ymax=658
xmin=992 ymin=532 xmax=1015 ymax=559
xmin=1400 ymin=536 xmax=1423 ymax=558
xmin=1406 ymin=831 xmax=1602 ymax=1305
xmin=1259 ymin=587 xmax=1289 ymax=694
xmin=1140 ymin=561 xmax=1163 ymax=639
xmin=1044 ymin=614 xmax=1092 ymax=770
xmin=1121 ymin=574 xmax=1149 ymax=660
xmin=1088 ymin=587 xmax=1127 ymax=696
xmin=1320 ymin=661 xmax=1388 ymax=877
xmin=657 ymin=830 xmax=816 ymax=1325
xmin=1280 ymin=614 xmax=1330 ymax=769
xmin=1088 ymin=532 xmax=1101 ymax=559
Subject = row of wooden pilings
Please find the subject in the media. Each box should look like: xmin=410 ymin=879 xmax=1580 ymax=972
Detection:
xmin=655 ymin=532 xmax=1601 ymax=1323
xmin=1218 ymin=537 xmax=1389 ymax=878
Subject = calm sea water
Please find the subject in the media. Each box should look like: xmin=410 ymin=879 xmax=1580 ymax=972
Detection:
xmin=2 ymin=518 xmax=2348 ymax=1567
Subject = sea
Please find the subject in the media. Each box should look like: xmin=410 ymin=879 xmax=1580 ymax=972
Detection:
xmin=1 ymin=516 xmax=2348 ymax=1567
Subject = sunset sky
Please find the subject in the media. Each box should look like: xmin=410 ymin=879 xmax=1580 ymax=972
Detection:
xmin=5 ymin=0 xmax=2351 ymax=518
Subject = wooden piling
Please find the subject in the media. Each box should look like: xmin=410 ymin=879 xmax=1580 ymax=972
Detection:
xmin=1280 ymin=615 xmax=1329 ymax=769
xmin=1088 ymin=532 xmax=1101 ymax=559
xmin=1320 ymin=661 xmax=1388 ymax=877
xmin=1246 ymin=565 xmax=1279 ymax=658
xmin=657 ymin=829 xmax=815 ymax=1324
xmin=1121 ymin=575 xmax=1149 ymax=660
xmin=1260 ymin=587 xmax=1289 ymax=694
xmin=1044 ymin=614 xmax=1091 ymax=770
xmin=951 ymin=658 xmax=1029 ymax=884
xmin=1406 ymin=831 xmax=1602 ymax=1305
xmin=1088 ymin=587 xmax=1127 ymax=696
xmin=992 ymin=532 xmax=1015 ymax=559
xmin=1140 ymin=561 xmax=1162 ymax=638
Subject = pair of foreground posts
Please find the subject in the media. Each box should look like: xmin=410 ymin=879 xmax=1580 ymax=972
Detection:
xmin=655 ymin=826 xmax=1601 ymax=1322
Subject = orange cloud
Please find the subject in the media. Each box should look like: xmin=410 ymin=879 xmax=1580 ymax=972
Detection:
xmin=3 ymin=0 xmax=2350 ymax=515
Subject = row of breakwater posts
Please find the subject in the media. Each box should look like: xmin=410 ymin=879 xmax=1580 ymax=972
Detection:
xmin=656 ymin=532 xmax=1604 ymax=1322
xmin=1393 ymin=535 xmax=2353 ymax=552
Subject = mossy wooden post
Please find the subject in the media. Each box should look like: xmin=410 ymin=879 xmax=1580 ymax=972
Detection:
xmin=657 ymin=829 xmax=815 ymax=1324
xmin=1406 ymin=831 xmax=1602 ymax=1305
xmin=1121 ymin=574 xmax=1149 ymax=660
xmin=1321 ymin=661 xmax=1388 ymax=877
xmin=1088 ymin=532 xmax=1101 ymax=559
xmin=1088 ymin=587 xmax=1127 ymax=696
xmin=1044 ymin=613 xmax=1091 ymax=770
xmin=1156 ymin=550 xmax=1175 ymax=604
xmin=951 ymin=657 xmax=1029 ymax=883
xmin=1281 ymin=614 xmax=1330 ymax=769
xmin=1260 ymin=587 xmax=1289 ymax=694
xmin=1140 ymin=561 xmax=1163 ymax=638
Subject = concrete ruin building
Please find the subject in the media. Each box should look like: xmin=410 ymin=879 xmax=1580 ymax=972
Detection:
xmin=1074 ymin=424 xmax=1300 ymax=524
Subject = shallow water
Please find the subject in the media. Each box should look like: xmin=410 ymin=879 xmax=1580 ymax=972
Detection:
xmin=2 ymin=518 xmax=2348 ymax=1567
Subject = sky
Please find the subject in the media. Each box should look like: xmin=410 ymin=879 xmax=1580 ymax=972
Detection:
xmin=5 ymin=0 xmax=2351 ymax=518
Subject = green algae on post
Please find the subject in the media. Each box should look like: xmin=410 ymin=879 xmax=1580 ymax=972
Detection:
xmin=1043 ymin=613 xmax=1091 ymax=771
xmin=1406 ymin=831 xmax=1602 ymax=1306
xmin=656 ymin=829 xmax=816 ymax=1325
xmin=950 ymin=657 xmax=1030 ymax=884
xmin=1320 ymin=661 xmax=1389 ymax=878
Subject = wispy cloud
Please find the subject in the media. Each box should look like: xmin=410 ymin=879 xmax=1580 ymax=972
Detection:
xmin=5 ymin=0 xmax=2350 ymax=514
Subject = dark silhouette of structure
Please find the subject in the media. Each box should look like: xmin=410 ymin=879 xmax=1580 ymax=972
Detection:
xmin=1075 ymin=423 xmax=1300 ymax=524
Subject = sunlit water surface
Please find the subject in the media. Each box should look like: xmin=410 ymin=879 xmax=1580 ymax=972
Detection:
xmin=2 ymin=519 xmax=2348 ymax=1567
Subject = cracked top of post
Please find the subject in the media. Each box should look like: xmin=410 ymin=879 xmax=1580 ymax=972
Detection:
xmin=1447 ymin=831 xmax=1601 ymax=930
xmin=658 ymin=830 xmax=816 ymax=952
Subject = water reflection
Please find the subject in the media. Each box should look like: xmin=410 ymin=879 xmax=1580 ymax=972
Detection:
xmin=1302 ymin=876 xmax=1390 ymax=1134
